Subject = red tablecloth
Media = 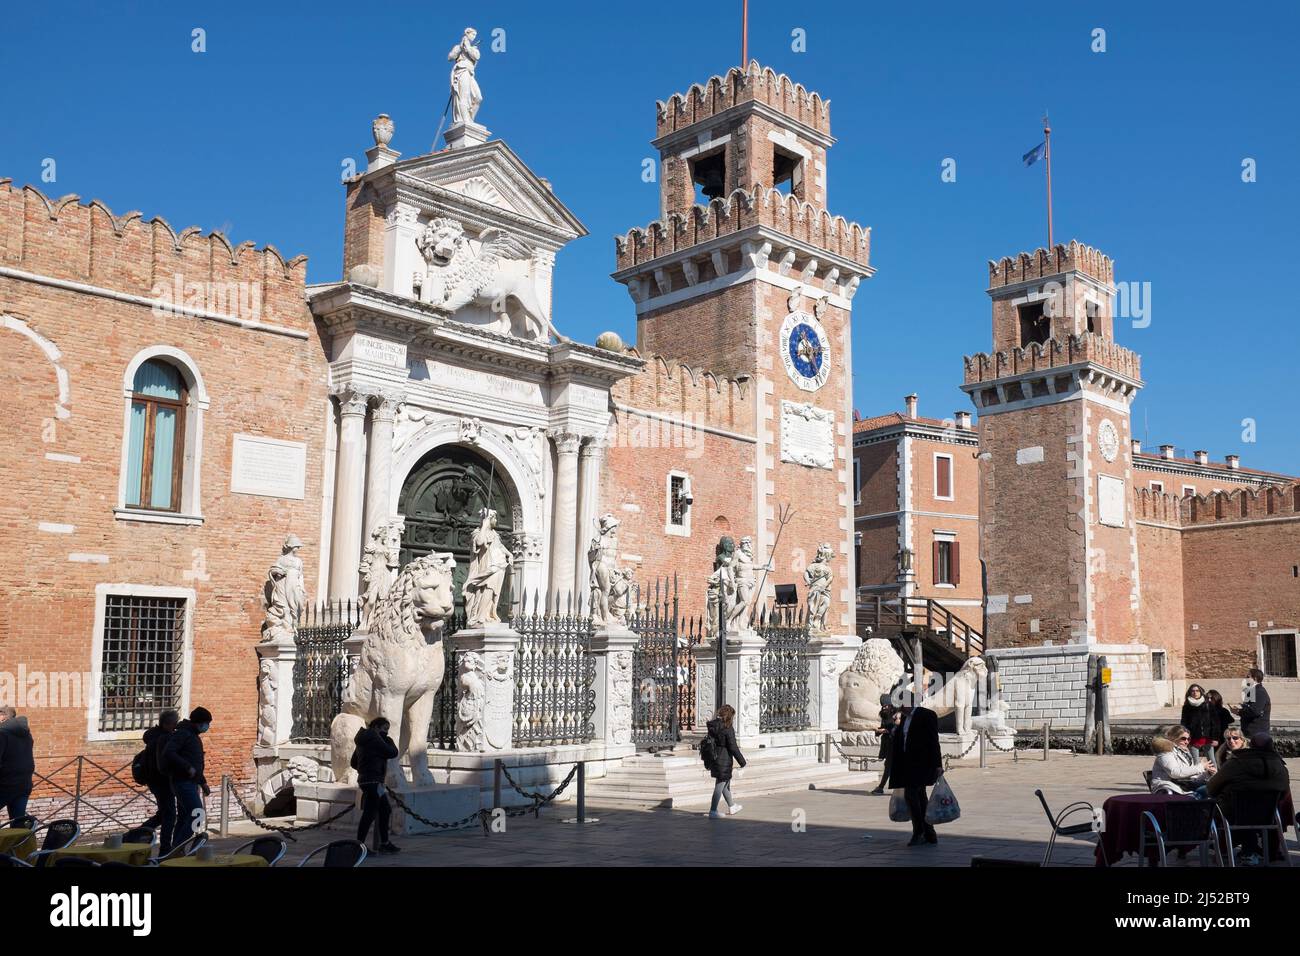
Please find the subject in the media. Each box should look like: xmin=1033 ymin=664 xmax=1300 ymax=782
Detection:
xmin=1096 ymin=791 xmax=1294 ymax=866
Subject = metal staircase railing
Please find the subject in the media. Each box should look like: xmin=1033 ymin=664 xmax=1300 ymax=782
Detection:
xmin=855 ymin=595 xmax=984 ymax=656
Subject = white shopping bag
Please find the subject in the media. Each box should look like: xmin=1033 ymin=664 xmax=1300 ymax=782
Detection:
xmin=925 ymin=774 xmax=961 ymax=825
xmin=888 ymin=788 xmax=911 ymax=822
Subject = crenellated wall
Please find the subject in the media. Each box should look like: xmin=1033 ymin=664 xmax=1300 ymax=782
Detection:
xmin=963 ymin=332 xmax=1141 ymax=385
xmin=655 ymin=61 xmax=831 ymax=138
xmin=987 ymin=240 xmax=1113 ymax=289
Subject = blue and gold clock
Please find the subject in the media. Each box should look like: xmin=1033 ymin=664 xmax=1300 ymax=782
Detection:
xmin=779 ymin=311 xmax=830 ymax=392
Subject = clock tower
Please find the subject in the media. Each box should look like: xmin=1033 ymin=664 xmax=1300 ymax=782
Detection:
xmin=961 ymin=242 xmax=1145 ymax=648
xmin=612 ymin=62 xmax=874 ymax=634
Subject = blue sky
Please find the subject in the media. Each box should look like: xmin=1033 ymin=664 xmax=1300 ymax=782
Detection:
xmin=3 ymin=1 xmax=1297 ymax=473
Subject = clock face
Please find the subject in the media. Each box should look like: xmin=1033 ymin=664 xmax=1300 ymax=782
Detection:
xmin=1098 ymin=419 xmax=1119 ymax=462
xmin=780 ymin=311 xmax=830 ymax=392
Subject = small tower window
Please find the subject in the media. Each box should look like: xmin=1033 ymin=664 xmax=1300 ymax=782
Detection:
xmin=666 ymin=471 xmax=692 ymax=536
xmin=773 ymin=145 xmax=803 ymax=196
xmin=690 ymin=150 xmax=726 ymax=204
xmin=1018 ymin=301 xmax=1050 ymax=347
xmin=1085 ymin=299 xmax=1101 ymax=334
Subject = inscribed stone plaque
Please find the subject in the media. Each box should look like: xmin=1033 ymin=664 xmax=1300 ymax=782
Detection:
xmin=780 ymin=400 xmax=834 ymax=470
xmin=1097 ymin=473 xmax=1126 ymax=527
xmin=231 ymin=434 xmax=307 ymax=500
xmin=352 ymin=333 xmax=407 ymax=369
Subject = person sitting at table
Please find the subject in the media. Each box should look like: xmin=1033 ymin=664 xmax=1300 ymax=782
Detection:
xmin=1150 ymin=724 xmax=1214 ymax=798
xmin=1214 ymin=726 xmax=1247 ymax=768
xmin=1207 ymin=733 xmax=1290 ymax=866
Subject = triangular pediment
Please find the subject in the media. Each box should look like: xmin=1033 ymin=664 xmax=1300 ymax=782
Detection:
xmin=394 ymin=140 xmax=586 ymax=240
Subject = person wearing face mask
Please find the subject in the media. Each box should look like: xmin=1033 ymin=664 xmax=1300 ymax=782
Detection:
xmin=162 ymin=707 xmax=213 ymax=852
xmin=1234 ymin=669 xmax=1271 ymax=738
xmin=1180 ymin=685 xmax=1216 ymax=763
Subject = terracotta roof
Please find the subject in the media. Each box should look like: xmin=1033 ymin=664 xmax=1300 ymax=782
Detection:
xmin=1133 ymin=454 xmax=1296 ymax=482
xmin=853 ymin=412 xmax=963 ymax=434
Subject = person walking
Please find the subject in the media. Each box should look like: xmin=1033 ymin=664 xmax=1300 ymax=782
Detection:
xmin=705 ymin=704 xmax=746 ymax=818
xmin=0 ymin=707 xmax=35 ymax=822
xmin=870 ymin=699 xmax=900 ymax=796
xmin=1180 ymin=684 xmax=1217 ymax=763
xmin=140 ymin=710 xmax=179 ymax=853
xmin=353 ymin=717 xmax=401 ymax=854
xmin=161 ymin=707 xmax=212 ymax=852
xmin=887 ymin=703 xmax=942 ymax=847
xmin=1236 ymin=669 xmax=1271 ymax=738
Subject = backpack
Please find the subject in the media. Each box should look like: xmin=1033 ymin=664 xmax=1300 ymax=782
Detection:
xmin=131 ymin=747 xmax=152 ymax=786
xmin=699 ymin=735 xmax=718 ymax=771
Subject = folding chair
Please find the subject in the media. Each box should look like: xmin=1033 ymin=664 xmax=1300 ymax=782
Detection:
xmin=1218 ymin=790 xmax=1290 ymax=868
xmin=1139 ymin=800 xmax=1225 ymax=867
xmin=26 ymin=820 xmax=80 ymax=867
xmin=231 ymin=836 xmax=288 ymax=867
xmin=297 ymin=839 xmax=367 ymax=868
xmin=1035 ymin=789 xmax=1103 ymax=865
xmin=1142 ymin=771 xmax=1154 ymax=792
xmin=0 ymin=853 xmax=33 ymax=868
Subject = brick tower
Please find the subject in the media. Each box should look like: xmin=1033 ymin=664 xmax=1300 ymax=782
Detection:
xmin=610 ymin=62 xmax=874 ymax=634
xmin=961 ymin=242 xmax=1144 ymax=649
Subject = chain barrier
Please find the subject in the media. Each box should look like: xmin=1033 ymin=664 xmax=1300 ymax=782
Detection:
xmin=498 ymin=762 xmax=580 ymax=813
xmin=224 ymin=781 xmax=356 ymax=841
xmin=827 ymin=736 xmax=881 ymax=768
xmin=942 ymin=732 xmax=983 ymax=771
xmin=985 ymin=733 xmax=1016 ymax=753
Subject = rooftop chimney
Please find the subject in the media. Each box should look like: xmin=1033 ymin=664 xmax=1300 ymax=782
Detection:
xmin=1194 ymin=450 xmax=1209 ymax=465
xmin=904 ymin=394 xmax=918 ymax=419
xmin=1159 ymin=444 xmax=1176 ymax=460
xmin=1131 ymin=439 xmax=1142 ymax=455
xmin=1225 ymin=454 xmax=1240 ymax=470
xmin=955 ymin=410 xmax=972 ymax=430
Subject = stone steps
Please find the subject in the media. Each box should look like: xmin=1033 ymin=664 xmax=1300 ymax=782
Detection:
xmin=586 ymin=748 xmax=875 ymax=809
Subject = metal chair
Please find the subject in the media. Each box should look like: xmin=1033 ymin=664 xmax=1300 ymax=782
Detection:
xmin=297 ymin=839 xmax=368 ymax=868
xmin=1142 ymin=771 xmax=1154 ymax=792
xmin=26 ymin=820 xmax=80 ymax=867
xmin=1218 ymin=790 xmax=1290 ymax=867
xmin=1035 ymin=789 xmax=1103 ymax=865
xmin=52 ymin=856 xmax=101 ymax=868
xmin=232 ymin=836 xmax=288 ymax=867
xmin=1139 ymin=800 xmax=1226 ymax=867
xmin=151 ymin=830 xmax=208 ymax=864
xmin=122 ymin=826 xmax=156 ymax=847
xmin=0 ymin=853 xmax=33 ymax=868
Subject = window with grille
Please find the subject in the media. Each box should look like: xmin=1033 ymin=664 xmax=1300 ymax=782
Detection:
xmin=668 ymin=474 xmax=689 ymax=527
xmin=1262 ymin=634 xmax=1298 ymax=679
xmin=98 ymin=594 xmax=186 ymax=733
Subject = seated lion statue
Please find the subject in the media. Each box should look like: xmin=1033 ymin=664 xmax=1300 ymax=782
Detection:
xmin=329 ymin=552 xmax=457 ymax=787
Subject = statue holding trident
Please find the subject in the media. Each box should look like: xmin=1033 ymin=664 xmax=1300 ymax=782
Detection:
xmin=464 ymin=507 xmax=513 ymax=627
xmin=448 ymin=27 xmax=483 ymax=126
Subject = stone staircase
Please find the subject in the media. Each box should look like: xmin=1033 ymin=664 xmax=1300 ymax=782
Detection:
xmin=585 ymin=744 xmax=874 ymax=810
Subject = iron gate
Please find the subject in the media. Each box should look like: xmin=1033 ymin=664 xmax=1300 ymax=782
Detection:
xmin=630 ymin=578 xmax=681 ymax=749
xmin=756 ymin=604 xmax=812 ymax=734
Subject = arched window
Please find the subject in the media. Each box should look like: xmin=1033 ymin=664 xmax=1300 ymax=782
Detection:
xmin=125 ymin=360 xmax=187 ymax=511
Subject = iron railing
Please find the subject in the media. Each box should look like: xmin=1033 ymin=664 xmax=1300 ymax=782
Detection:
xmin=630 ymin=578 xmax=680 ymax=749
xmin=856 ymin=595 xmax=984 ymax=656
xmin=755 ymin=603 xmax=812 ymax=733
xmin=290 ymin=601 xmax=360 ymax=743
xmin=510 ymin=591 xmax=596 ymax=747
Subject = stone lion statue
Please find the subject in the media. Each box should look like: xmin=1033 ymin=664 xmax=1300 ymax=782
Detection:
xmin=920 ymin=654 xmax=989 ymax=736
xmin=329 ymin=552 xmax=457 ymax=787
xmin=415 ymin=218 xmax=554 ymax=341
xmin=838 ymin=639 xmax=906 ymax=732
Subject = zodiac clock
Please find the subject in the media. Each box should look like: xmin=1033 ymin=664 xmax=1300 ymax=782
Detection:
xmin=779 ymin=311 xmax=830 ymax=392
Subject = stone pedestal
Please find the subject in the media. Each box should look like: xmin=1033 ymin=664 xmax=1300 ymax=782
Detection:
xmin=255 ymin=639 xmax=298 ymax=748
xmin=448 ymin=625 xmax=520 ymax=752
xmin=696 ymin=630 xmax=766 ymax=739
xmin=590 ymin=624 xmax=638 ymax=750
xmin=806 ymin=633 xmax=848 ymax=732
xmin=443 ymin=120 xmax=490 ymax=150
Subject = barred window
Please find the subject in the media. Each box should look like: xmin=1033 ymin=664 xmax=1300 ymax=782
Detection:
xmin=669 ymin=474 xmax=689 ymax=527
xmin=98 ymin=595 xmax=186 ymax=733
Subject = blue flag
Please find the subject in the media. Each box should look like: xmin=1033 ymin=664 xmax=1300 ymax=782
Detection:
xmin=1023 ymin=141 xmax=1047 ymax=166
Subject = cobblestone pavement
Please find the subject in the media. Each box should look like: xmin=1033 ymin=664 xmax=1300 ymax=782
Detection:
xmin=208 ymin=754 xmax=1300 ymax=867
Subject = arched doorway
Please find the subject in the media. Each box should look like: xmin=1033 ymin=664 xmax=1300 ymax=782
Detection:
xmin=397 ymin=444 xmax=516 ymax=619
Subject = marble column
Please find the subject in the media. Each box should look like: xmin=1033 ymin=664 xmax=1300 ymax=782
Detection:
xmin=329 ymin=389 xmax=370 ymax=600
xmin=364 ymin=393 xmax=400 ymax=538
xmin=574 ymin=437 xmax=605 ymax=599
xmin=548 ymin=431 xmax=581 ymax=602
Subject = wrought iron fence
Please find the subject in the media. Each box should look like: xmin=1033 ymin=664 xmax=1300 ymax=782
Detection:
xmin=630 ymin=578 xmax=680 ymax=749
xmin=511 ymin=591 xmax=596 ymax=747
xmin=290 ymin=601 xmax=360 ymax=744
xmin=429 ymin=611 xmax=467 ymax=750
xmin=678 ymin=616 xmax=704 ymax=732
xmin=755 ymin=603 xmax=812 ymax=733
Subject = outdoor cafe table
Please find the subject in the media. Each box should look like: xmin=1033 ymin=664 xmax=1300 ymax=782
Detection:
xmin=49 ymin=843 xmax=154 ymax=866
xmin=1096 ymin=791 xmax=1295 ymax=866
xmin=0 ymin=829 xmax=35 ymax=857
xmin=159 ymin=853 xmax=268 ymax=868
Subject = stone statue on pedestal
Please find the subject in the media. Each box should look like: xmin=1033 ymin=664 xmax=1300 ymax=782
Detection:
xmin=804 ymin=543 xmax=834 ymax=633
xmin=448 ymin=28 xmax=483 ymax=126
xmin=261 ymin=534 xmax=306 ymax=644
xmin=358 ymin=521 xmax=402 ymax=632
xmin=464 ymin=508 xmax=513 ymax=627
xmin=588 ymin=514 xmax=621 ymax=627
xmin=838 ymin=639 xmax=906 ymax=736
xmin=705 ymin=536 xmax=737 ymax=639
xmin=727 ymin=535 xmax=756 ymax=631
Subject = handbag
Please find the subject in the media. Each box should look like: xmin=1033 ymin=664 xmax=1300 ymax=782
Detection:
xmin=925 ymin=774 xmax=961 ymax=825
xmin=888 ymin=788 xmax=911 ymax=822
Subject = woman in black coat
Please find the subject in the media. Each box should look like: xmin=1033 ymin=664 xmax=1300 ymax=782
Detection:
xmin=353 ymin=717 xmax=400 ymax=854
xmin=1205 ymin=689 xmax=1235 ymax=759
xmin=705 ymin=704 xmax=747 ymax=818
xmin=886 ymin=705 xmax=943 ymax=846
xmin=1180 ymin=685 xmax=1217 ymax=760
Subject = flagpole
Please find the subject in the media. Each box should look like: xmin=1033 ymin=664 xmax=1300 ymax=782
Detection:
xmin=1044 ymin=114 xmax=1054 ymax=249
xmin=741 ymin=0 xmax=749 ymax=68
